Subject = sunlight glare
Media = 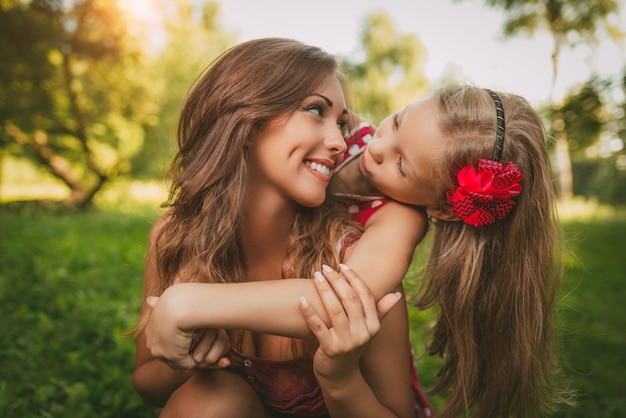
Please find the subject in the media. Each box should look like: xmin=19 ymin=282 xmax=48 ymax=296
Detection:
xmin=117 ymin=0 xmax=163 ymax=25
xmin=116 ymin=0 xmax=166 ymax=51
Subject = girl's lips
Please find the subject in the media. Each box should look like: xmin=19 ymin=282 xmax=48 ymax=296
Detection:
xmin=360 ymin=148 xmax=369 ymax=175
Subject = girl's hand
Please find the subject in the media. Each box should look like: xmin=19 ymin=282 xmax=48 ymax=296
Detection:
xmin=145 ymin=292 xmax=231 ymax=370
xmin=298 ymin=264 xmax=401 ymax=383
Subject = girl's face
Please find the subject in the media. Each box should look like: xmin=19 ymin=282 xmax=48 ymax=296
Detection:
xmin=249 ymin=74 xmax=349 ymax=208
xmin=360 ymin=97 xmax=441 ymax=207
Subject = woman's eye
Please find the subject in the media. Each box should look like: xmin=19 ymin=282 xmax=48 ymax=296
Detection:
xmin=396 ymin=155 xmax=406 ymax=177
xmin=337 ymin=120 xmax=348 ymax=133
xmin=304 ymin=105 xmax=323 ymax=116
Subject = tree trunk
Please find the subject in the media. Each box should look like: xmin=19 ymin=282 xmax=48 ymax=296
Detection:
xmin=3 ymin=122 xmax=95 ymax=208
xmin=555 ymin=130 xmax=573 ymax=199
xmin=550 ymin=32 xmax=574 ymax=200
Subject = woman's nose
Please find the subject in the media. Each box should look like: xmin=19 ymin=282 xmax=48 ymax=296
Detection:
xmin=326 ymin=127 xmax=347 ymax=156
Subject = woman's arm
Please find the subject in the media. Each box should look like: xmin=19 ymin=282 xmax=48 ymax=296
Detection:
xmin=133 ymin=217 xmax=338 ymax=404
xmin=300 ymin=265 xmax=416 ymax=417
xmin=132 ymin=219 xmax=194 ymax=406
xmin=135 ymin=204 xmax=426 ymax=405
xmin=142 ymin=204 xmax=426 ymax=361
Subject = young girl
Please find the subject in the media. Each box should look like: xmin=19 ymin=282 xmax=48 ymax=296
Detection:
xmin=146 ymin=84 xmax=567 ymax=417
xmin=298 ymin=85 xmax=566 ymax=417
xmin=133 ymin=37 xmax=431 ymax=417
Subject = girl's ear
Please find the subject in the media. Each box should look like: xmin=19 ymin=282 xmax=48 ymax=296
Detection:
xmin=426 ymin=204 xmax=461 ymax=222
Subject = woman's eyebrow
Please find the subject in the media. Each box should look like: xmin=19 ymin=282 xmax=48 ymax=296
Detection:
xmin=310 ymin=93 xmax=333 ymax=107
xmin=308 ymin=93 xmax=348 ymax=116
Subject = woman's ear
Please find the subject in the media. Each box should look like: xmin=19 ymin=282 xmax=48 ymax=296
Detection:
xmin=426 ymin=204 xmax=461 ymax=222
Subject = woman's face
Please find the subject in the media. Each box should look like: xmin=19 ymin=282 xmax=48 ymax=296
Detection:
xmin=360 ymin=97 xmax=441 ymax=207
xmin=249 ymin=74 xmax=349 ymax=208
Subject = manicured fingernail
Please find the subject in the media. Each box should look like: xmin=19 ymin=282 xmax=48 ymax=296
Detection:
xmin=395 ymin=292 xmax=402 ymax=300
xmin=314 ymin=271 xmax=325 ymax=282
xmin=339 ymin=263 xmax=350 ymax=271
xmin=194 ymin=352 xmax=204 ymax=362
xmin=321 ymin=264 xmax=333 ymax=272
xmin=299 ymin=296 xmax=309 ymax=307
xmin=146 ymin=296 xmax=156 ymax=305
xmin=220 ymin=358 xmax=231 ymax=368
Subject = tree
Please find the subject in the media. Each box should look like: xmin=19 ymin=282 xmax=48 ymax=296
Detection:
xmin=130 ymin=0 xmax=236 ymax=179
xmin=470 ymin=0 xmax=623 ymax=199
xmin=341 ymin=12 xmax=429 ymax=124
xmin=562 ymin=69 xmax=626 ymax=204
xmin=0 ymin=0 xmax=160 ymax=209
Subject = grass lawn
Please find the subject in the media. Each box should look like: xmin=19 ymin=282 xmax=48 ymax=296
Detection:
xmin=0 ymin=194 xmax=624 ymax=417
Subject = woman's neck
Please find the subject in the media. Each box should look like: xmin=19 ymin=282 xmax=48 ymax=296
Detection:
xmin=240 ymin=190 xmax=296 ymax=281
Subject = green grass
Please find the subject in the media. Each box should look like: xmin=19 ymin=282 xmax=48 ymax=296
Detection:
xmin=0 ymin=199 xmax=624 ymax=417
xmin=554 ymin=218 xmax=626 ymax=416
xmin=0 ymin=207 xmax=160 ymax=417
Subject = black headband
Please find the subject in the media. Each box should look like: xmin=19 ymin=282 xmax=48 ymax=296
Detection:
xmin=484 ymin=89 xmax=505 ymax=162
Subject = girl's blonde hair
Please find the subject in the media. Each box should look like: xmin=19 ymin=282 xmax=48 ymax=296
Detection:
xmin=141 ymin=39 xmax=357 ymax=345
xmin=417 ymin=85 xmax=567 ymax=417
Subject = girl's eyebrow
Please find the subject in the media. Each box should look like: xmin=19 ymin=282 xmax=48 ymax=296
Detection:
xmin=397 ymin=107 xmax=406 ymax=126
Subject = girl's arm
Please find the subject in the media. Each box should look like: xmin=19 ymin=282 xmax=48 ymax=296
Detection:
xmin=346 ymin=201 xmax=427 ymax=299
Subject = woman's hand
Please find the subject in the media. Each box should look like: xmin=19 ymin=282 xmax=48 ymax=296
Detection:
xmin=145 ymin=290 xmax=231 ymax=370
xmin=298 ymin=264 xmax=401 ymax=383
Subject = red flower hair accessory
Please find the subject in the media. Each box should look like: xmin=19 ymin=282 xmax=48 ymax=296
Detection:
xmin=446 ymin=159 xmax=522 ymax=227
xmin=445 ymin=89 xmax=522 ymax=227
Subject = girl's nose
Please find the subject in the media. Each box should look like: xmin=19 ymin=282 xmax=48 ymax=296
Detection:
xmin=367 ymin=138 xmax=384 ymax=164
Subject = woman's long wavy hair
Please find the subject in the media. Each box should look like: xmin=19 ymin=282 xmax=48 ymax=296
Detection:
xmin=417 ymin=85 xmax=568 ymax=417
xmin=140 ymin=38 xmax=357 ymax=346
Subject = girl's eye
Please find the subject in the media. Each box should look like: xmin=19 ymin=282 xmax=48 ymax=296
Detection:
xmin=392 ymin=113 xmax=399 ymax=129
xmin=396 ymin=155 xmax=406 ymax=177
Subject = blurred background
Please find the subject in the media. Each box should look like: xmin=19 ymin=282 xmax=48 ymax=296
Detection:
xmin=1 ymin=0 xmax=625 ymax=416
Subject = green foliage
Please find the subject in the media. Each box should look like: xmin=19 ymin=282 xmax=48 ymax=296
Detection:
xmin=0 ymin=208 xmax=159 ymax=417
xmin=561 ymin=81 xmax=605 ymax=153
xmin=341 ymin=11 xmax=429 ymax=124
xmin=130 ymin=0 xmax=236 ymax=179
xmin=572 ymin=158 xmax=626 ymax=205
xmin=483 ymin=0 xmax=622 ymax=42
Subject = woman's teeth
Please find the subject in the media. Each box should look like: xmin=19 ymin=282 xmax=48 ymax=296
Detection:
xmin=305 ymin=161 xmax=331 ymax=176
